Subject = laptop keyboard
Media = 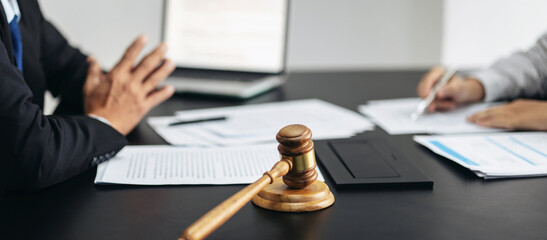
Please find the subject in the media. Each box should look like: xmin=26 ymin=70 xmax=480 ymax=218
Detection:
xmin=172 ymin=69 xmax=270 ymax=82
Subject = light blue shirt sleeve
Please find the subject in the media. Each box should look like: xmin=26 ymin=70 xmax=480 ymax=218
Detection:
xmin=469 ymin=32 xmax=547 ymax=101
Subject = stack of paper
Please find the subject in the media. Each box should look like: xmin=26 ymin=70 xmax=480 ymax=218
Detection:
xmin=359 ymin=98 xmax=503 ymax=135
xmin=414 ymin=132 xmax=547 ymax=179
xmin=95 ymin=144 xmax=325 ymax=185
xmin=148 ymin=99 xmax=374 ymax=147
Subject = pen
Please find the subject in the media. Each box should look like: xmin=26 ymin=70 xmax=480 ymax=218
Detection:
xmin=410 ymin=68 xmax=458 ymax=121
xmin=168 ymin=116 xmax=227 ymax=126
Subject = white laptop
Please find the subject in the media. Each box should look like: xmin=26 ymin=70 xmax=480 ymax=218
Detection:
xmin=162 ymin=0 xmax=290 ymax=99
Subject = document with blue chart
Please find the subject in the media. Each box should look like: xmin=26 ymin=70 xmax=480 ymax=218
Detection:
xmin=414 ymin=132 xmax=547 ymax=179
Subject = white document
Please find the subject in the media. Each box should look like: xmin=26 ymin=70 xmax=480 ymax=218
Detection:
xmin=148 ymin=99 xmax=374 ymax=147
xmin=95 ymin=144 xmax=325 ymax=185
xmin=414 ymin=132 xmax=547 ymax=179
xmin=359 ymin=98 xmax=503 ymax=135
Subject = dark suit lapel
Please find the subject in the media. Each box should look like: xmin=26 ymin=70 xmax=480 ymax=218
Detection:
xmin=0 ymin=3 xmax=16 ymax=66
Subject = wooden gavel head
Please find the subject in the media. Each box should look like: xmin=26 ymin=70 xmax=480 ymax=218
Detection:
xmin=276 ymin=124 xmax=318 ymax=189
xmin=180 ymin=125 xmax=335 ymax=240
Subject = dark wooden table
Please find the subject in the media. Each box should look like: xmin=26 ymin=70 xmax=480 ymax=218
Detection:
xmin=2 ymin=71 xmax=547 ymax=240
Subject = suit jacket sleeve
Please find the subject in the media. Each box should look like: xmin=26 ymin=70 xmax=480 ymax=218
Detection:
xmin=0 ymin=17 xmax=127 ymax=191
xmin=469 ymin=32 xmax=547 ymax=101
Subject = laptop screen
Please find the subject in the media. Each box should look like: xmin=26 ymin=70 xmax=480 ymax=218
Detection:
xmin=163 ymin=0 xmax=288 ymax=73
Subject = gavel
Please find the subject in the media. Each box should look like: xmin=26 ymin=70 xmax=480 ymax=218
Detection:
xmin=179 ymin=124 xmax=335 ymax=240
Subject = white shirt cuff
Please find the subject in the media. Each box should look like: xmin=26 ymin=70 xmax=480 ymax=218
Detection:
xmin=87 ymin=114 xmax=111 ymax=126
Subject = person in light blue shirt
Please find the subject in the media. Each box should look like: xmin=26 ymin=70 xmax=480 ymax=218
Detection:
xmin=417 ymin=33 xmax=547 ymax=131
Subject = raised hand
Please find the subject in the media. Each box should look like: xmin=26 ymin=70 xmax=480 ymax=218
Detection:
xmin=83 ymin=35 xmax=176 ymax=135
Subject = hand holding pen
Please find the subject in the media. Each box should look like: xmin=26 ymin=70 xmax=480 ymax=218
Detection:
xmin=411 ymin=67 xmax=458 ymax=121
xmin=413 ymin=66 xmax=486 ymax=120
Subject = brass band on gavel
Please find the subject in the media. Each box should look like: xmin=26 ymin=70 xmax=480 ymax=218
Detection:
xmin=180 ymin=124 xmax=334 ymax=240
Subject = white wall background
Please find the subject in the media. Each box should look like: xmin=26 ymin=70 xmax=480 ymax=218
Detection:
xmin=442 ymin=0 xmax=547 ymax=69
xmin=286 ymin=0 xmax=442 ymax=70
xmin=39 ymin=0 xmax=164 ymax=70
xmin=38 ymin=0 xmax=547 ymax=113
xmin=38 ymin=0 xmax=443 ymax=71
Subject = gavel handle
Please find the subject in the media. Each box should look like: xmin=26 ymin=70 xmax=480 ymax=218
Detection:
xmin=179 ymin=158 xmax=292 ymax=240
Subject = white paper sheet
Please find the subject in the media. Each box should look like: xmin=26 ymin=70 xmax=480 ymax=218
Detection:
xmin=414 ymin=132 xmax=547 ymax=179
xmin=148 ymin=99 xmax=374 ymax=147
xmin=359 ymin=98 xmax=503 ymax=135
xmin=95 ymin=144 xmax=325 ymax=185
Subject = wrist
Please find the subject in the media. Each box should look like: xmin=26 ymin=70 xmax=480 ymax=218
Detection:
xmin=87 ymin=114 xmax=112 ymax=126
xmin=464 ymin=78 xmax=486 ymax=102
xmin=87 ymin=111 xmax=128 ymax=135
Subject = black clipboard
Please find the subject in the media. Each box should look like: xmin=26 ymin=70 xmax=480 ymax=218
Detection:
xmin=315 ymin=136 xmax=433 ymax=188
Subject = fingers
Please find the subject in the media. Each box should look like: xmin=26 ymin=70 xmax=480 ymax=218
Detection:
xmin=467 ymin=107 xmax=495 ymax=123
xmin=132 ymin=43 xmax=168 ymax=81
xmin=143 ymin=59 xmax=176 ymax=92
xmin=109 ymin=37 xmax=173 ymax=102
xmin=417 ymin=66 xmax=445 ymax=98
xmin=437 ymin=82 xmax=458 ymax=99
xmin=84 ymin=57 xmax=102 ymax=90
xmin=427 ymin=75 xmax=480 ymax=113
xmin=441 ymin=77 xmax=485 ymax=104
xmin=423 ymin=75 xmax=462 ymax=112
xmin=428 ymin=100 xmax=457 ymax=112
xmin=116 ymin=35 xmax=148 ymax=70
xmin=145 ymin=85 xmax=175 ymax=109
xmin=467 ymin=105 xmax=502 ymax=123
xmin=87 ymin=57 xmax=102 ymax=80
xmin=467 ymin=106 xmax=513 ymax=129
xmin=435 ymin=79 xmax=465 ymax=103
xmin=471 ymin=117 xmax=513 ymax=129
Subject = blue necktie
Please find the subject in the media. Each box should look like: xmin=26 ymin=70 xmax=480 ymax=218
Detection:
xmin=9 ymin=15 xmax=23 ymax=71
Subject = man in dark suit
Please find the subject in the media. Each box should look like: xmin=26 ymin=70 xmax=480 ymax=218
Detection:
xmin=0 ymin=0 xmax=175 ymax=191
